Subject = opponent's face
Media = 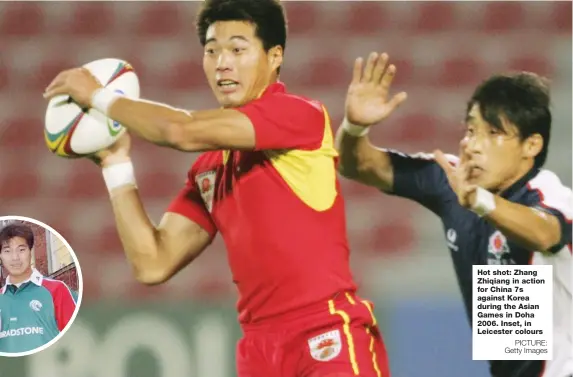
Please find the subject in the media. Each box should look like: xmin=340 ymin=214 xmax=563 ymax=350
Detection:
xmin=0 ymin=236 xmax=32 ymax=278
xmin=203 ymin=21 xmax=283 ymax=108
xmin=463 ymin=104 xmax=542 ymax=193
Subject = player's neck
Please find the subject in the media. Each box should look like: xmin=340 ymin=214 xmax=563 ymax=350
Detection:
xmin=9 ymin=268 xmax=33 ymax=285
xmin=496 ymin=160 xmax=536 ymax=195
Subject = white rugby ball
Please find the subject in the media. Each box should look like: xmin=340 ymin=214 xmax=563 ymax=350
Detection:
xmin=44 ymin=58 xmax=140 ymax=158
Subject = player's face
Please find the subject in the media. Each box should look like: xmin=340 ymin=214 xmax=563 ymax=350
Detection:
xmin=0 ymin=237 xmax=32 ymax=277
xmin=203 ymin=21 xmax=283 ymax=108
xmin=463 ymin=104 xmax=540 ymax=193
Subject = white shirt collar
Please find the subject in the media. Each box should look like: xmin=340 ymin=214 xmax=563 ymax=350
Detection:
xmin=1 ymin=268 xmax=43 ymax=294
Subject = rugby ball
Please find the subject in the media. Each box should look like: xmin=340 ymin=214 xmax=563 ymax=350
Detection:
xmin=44 ymin=58 xmax=140 ymax=158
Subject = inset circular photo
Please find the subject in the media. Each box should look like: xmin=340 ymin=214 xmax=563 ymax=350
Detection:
xmin=0 ymin=216 xmax=83 ymax=357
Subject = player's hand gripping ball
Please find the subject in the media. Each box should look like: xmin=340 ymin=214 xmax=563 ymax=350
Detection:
xmin=345 ymin=52 xmax=407 ymax=127
xmin=43 ymin=58 xmax=140 ymax=158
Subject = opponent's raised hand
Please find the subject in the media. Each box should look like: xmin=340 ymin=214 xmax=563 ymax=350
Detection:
xmin=345 ymin=52 xmax=408 ymax=127
xmin=434 ymin=139 xmax=479 ymax=208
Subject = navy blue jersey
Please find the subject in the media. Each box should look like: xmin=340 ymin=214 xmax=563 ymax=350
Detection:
xmin=386 ymin=150 xmax=572 ymax=377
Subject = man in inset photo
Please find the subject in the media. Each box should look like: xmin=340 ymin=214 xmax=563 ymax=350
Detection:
xmin=0 ymin=223 xmax=77 ymax=354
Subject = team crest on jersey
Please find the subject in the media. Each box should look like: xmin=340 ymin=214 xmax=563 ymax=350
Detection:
xmin=29 ymin=300 xmax=42 ymax=312
xmin=308 ymin=329 xmax=342 ymax=362
xmin=488 ymin=231 xmax=512 ymax=264
xmin=196 ymin=170 xmax=217 ymax=212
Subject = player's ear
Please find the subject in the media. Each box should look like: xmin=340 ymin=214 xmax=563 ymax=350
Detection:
xmin=268 ymin=45 xmax=283 ymax=72
xmin=523 ymin=133 xmax=543 ymax=160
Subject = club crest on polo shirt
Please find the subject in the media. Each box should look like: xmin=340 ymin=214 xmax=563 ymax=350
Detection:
xmin=196 ymin=170 xmax=217 ymax=212
xmin=29 ymin=300 xmax=42 ymax=312
xmin=308 ymin=329 xmax=342 ymax=362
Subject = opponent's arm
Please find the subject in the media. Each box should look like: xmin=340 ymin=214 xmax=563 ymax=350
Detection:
xmin=335 ymin=52 xmax=407 ymax=192
xmin=482 ymin=198 xmax=562 ymax=252
xmin=335 ymin=126 xmax=394 ymax=192
xmin=435 ymin=150 xmax=569 ymax=252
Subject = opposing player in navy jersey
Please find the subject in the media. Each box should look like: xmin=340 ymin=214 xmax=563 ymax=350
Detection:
xmin=336 ymin=52 xmax=572 ymax=377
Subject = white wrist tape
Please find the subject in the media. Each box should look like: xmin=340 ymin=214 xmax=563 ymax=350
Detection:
xmin=102 ymin=162 xmax=137 ymax=193
xmin=471 ymin=187 xmax=496 ymax=217
xmin=91 ymin=88 xmax=123 ymax=116
xmin=342 ymin=118 xmax=370 ymax=137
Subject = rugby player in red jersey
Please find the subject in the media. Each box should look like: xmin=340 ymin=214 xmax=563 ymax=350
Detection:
xmin=44 ymin=0 xmax=391 ymax=375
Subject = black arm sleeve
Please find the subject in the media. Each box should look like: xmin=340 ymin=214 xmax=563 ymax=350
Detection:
xmin=387 ymin=150 xmax=456 ymax=215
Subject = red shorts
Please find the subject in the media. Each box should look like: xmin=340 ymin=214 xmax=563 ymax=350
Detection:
xmin=237 ymin=292 xmax=391 ymax=377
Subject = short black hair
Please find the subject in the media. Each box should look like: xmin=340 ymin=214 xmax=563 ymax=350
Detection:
xmin=467 ymin=72 xmax=552 ymax=168
xmin=0 ymin=223 xmax=34 ymax=250
xmin=196 ymin=0 xmax=287 ymax=71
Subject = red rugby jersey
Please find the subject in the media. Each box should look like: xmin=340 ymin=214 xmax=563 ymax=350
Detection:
xmin=167 ymin=82 xmax=356 ymax=324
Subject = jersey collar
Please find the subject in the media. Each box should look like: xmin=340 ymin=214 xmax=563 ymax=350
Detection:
xmin=258 ymin=81 xmax=286 ymax=98
xmin=1 ymin=268 xmax=43 ymax=294
xmin=500 ymin=167 xmax=540 ymax=200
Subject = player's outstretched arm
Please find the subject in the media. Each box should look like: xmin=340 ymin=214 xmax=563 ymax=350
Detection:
xmin=335 ymin=53 xmax=407 ymax=193
xmin=43 ymin=67 xmax=258 ymax=151
xmin=95 ymin=134 xmax=213 ymax=285
xmin=44 ymin=66 xmax=331 ymax=153
xmin=107 ymin=102 xmax=257 ymax=151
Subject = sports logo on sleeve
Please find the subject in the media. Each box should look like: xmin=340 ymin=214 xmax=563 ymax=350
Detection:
xmin=446 ymin=228 xmax=459 ymax=252
xmin=196 ymin=170 xmax=217 ymax=212
xmin=307 ymin=329 xmax=342 ymax=362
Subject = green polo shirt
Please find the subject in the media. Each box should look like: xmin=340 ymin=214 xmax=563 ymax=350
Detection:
xmin=0 ymin=269 xmax=78 ymax=354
